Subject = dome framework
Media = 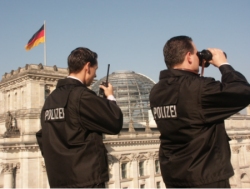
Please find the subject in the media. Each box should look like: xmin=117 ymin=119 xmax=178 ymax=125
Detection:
xmin=92 ymin=71 xmax=155 ymax=128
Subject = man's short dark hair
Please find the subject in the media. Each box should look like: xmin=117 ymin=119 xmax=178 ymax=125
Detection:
xmin=163 ymin=36 xmax=194 ymax=68
xmin=68 ymin=47 xmax=98 ymax=74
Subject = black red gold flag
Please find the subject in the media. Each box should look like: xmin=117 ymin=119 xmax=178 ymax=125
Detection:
xmin=25 ymin=25 xmax=45 ymax=51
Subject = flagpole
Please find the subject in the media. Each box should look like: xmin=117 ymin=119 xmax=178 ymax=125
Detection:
xmin=44 ymin=20 xmax=47 ymax=66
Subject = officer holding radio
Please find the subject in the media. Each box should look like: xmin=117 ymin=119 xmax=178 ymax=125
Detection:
xmin=36 ymin=47 xmax=123 ymax=188
xmin=150 ymin=36 xmax=250 ymax=188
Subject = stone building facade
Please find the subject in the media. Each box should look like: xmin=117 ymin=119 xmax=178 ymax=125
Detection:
xmin=0 ymin=64 xmax=249 ymax=188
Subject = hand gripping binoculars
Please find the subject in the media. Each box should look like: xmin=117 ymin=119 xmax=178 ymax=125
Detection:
xmin=197 ymin=50 xmax=227 ymax=68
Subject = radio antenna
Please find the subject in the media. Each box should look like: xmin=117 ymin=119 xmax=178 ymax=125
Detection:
xmin=105 ymin=64 xmax=110 ymax=87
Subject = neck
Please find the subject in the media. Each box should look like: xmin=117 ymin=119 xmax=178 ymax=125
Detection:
xmin=173 ymin=68 xmax=199 ymax=74
xmin=69 ymin=72 xmax=85 ymax=83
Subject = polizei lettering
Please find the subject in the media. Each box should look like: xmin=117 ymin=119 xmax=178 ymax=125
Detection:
xmin=45 ymin=108 xmax=65 ymax=121
xmin=152 ymin=105 xmax=177 ymax=120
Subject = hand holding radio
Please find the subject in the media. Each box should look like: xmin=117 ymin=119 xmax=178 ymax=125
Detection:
xmin=99 ymin=82 xmax=114 ymax=98
xmin=99 ymin=64 xmax=110 ymax=98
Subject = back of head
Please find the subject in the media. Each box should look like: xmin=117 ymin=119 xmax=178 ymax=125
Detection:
xmin=163 ymin=36 xmax=194 ymax=69
xmin=68 ymin=47 xmax=98 ymax=74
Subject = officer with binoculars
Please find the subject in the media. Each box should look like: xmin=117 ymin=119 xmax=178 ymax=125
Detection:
xmin=150 ymin=35 xmax=250 ymax=188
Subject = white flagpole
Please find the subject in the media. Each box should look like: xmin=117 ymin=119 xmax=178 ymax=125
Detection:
xmin=44 ymin=20 xmax=47 ymax=66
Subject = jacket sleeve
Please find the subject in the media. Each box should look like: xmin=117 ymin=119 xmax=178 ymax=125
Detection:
xmin=201 ymin=65 xmax=250 ymax=122
xmin=79 ymin=89 xmax=123 ymax=134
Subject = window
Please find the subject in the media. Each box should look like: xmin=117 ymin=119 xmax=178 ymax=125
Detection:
xmin=44 ymin=85 xmax=50 ymax=99
xmin=8 ymin=94 xmax=10 ymax=110
xmin=14 ymin=92 xmax=17 ymax=110
xmin=155 ymin=160 xmax=160 ymax=174
xmin=121 ymin=163 xmax=127 ymax=179
xmin=139 ymin=161 xmax=144 ymax=176
xmin=140 ymin=184 xmax=145 ymax=188
xmin=156 ymin=181 xmax=161 ymax=189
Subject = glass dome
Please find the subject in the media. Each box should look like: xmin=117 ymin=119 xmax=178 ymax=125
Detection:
xmin=91 ymin=71 xmax=155 ymax=128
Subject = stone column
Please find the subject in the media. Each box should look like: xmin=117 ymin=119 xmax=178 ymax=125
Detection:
xmin=2 ymin=163 xmax=18 ymax=188
xmin=113 ymin=155 xmax=121 ymax=188
xmin=107 ymin=154 xmax=115 ymax=188
xmin=15 ymin=163 xmax=20 ymax=188
xmin=148 ymin=152 xmax=155 ymax=188
xmin=41 ymin=161 xmax=49 ymax=188
xmin=231 ymin=144 xmax=241 ymax=188
xmin=40 ymin=83 xmax=46 ymax=107
xmin=0 ymin=91 xmax=5 ymax=113
xmin=131 ymin=153 xmax=139 ymax=188
xmin=10 ymin=90 xmax=14 ymax=111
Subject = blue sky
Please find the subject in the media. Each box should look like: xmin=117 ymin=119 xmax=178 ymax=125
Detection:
xmin=0 ymin=0 xmax=250 ymax=84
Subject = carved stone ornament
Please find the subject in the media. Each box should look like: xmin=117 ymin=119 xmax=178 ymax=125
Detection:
xmin=145 ymin=120 xmax=152 ymax=132
xmin=108 ymin=154 xmax=114 ymax=164
xmin=130 ymin=153 xmax=139 ymax=161
xmin=137 ymin=153 xmax=148 ymax=161
xmin=153 ymin=151 xmax=159 ymax=158
xmin=232 ymin=146 xmax=241 ymax=154
xmin=246 ymin=145 xmax=250 ymax=152
xmin=129 ymin=120 xmax=135 ymax=132
xmin=53 ymin=65 xmax=58 ymax=71
xmin=25 ymin=64 xmax=30 ymax=70
xmin=38 ymin=63 xmax=44 ymax=70
xmin=147 ymin=152 xmax=154 ymax=159
xmin=1 ymin=163 xmax=19 ymax=174
xmin=41 ymin=161 xmax=46 ymax=171
xmin=4 ymin=111 xmax=20 ymax=138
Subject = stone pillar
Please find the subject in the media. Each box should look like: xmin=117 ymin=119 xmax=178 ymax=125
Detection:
xmin=10 ymin=90 xmax=13 ymax=111
xmin=17 ymin=87 xmax=21 ymax=110
xmin=15 ymin=163 xmax=20 ymax=188
xmin=148 ymin=152 xmax=155 ymax=188
xmin=113 ymin=155 xmax=121 ymax=188
xmin=2 ymin=163 xmax=18 ymax=188
xmin=107 ymin=154 xmax=115 ymax=188
xmin=231 ymin=144 xmax=241 ymax=188
xmin=0 ymin=91 xmax=5 ymax=114
xmin=41 ymin=161 xmax=49 ymax=188
xmin=131 ymin=154 xmax=139 ymax=188
xmin=129 ymin=120 xmax=135 ymax=132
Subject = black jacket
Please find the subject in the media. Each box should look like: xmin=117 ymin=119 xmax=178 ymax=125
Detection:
xmin=36 ymin=78 xmax=123 ymax=188
xmin=149 ymin=65 xmax=250 ymax=187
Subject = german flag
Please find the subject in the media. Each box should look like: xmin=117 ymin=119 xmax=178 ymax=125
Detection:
xmin=25 ymin=24 xmax=45 ymax=51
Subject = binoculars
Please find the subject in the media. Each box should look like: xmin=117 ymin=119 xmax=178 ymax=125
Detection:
xmin=197 ymin=50 xmax=227 ymax=68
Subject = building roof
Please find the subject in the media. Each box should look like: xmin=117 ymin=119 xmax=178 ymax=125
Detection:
xmin=92 ymin=71 xmax=155 ymax=128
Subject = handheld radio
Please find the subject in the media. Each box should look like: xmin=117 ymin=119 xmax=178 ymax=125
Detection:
xmin=99 ymin=64 xmax=110 ymax=98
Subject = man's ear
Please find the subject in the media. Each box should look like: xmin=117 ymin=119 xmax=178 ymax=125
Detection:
xmin=84 ymin=62 xmax=91 ymax=73
xmin=186 ymin=52 xmax=192 ymax=64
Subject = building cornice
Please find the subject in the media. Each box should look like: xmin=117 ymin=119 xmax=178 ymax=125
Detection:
xmin=0 ymin=144 xmax=39 ymax=152
xmin=104 ymin=137 xmax=160 ymax=146
xmin=0 ymin=64 xmax=68 ymax=89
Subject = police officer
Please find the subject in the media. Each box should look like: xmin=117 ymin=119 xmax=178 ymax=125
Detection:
xmin=36 ymin=47 xmax=123 ymax=188
xmin=149 ymin=36 xmax=250 ymax=188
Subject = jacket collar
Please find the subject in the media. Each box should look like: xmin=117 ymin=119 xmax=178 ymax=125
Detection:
xmin=56 ymin=77 xmax=86 ymax=88
xmin=159 ymin=69 xmax=199 ymax=80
